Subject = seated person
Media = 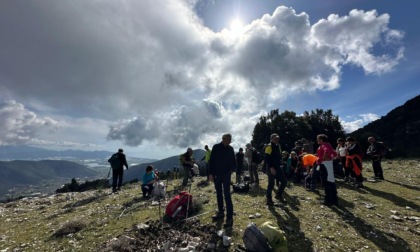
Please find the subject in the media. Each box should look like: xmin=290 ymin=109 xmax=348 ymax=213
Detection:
xmin=142 ymin=165 xmax=157 ymax=198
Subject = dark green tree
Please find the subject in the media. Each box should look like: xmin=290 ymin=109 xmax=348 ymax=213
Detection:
xmin=252 ymin=109 xmax=345 ymax=152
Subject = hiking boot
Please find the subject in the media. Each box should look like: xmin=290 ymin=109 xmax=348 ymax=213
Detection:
xmin=354 ymin=182 xmax=363 ymax=188
xmin=266 ymin=199 xmax=274 ymax=206
xmin=224 ymin=218 xmax=233 ymax=228
xmin=212 ymin=213 xmax=225 ymax=221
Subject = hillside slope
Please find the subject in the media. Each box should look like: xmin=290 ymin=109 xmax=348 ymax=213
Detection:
xmin=124 ymin=149 xmax=205 ymax=182
xmin=350 ymin=94 xmax=420 ymax=157
xmin=0 ymin=160 xmax=419 ymax=251
xmin=0 ymin=160 xmax=99 ymax=198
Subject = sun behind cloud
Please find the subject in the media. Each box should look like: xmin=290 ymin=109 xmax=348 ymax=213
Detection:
xmin=229 ymin=18 xmax=243 ymax=32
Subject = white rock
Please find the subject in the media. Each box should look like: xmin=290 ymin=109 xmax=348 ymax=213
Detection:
xmin=316 ymin=225 xmax=322 ymax=231
xmin=248 ymin=215 xmax=255 ymax=219
xmin=255 ymin=213 xmax=262 ymax=218
xmin=222 ymin=235 xmax=232 ymax=246
xmin=217 ymin=230 xmax=224 ymax=237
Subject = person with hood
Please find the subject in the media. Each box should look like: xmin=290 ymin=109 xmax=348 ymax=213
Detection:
xmin=209 ymin=133 xmax=236 ymax=228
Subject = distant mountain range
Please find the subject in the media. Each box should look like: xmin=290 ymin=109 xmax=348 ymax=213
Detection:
xmin=0 ymin=145 xmax=115 ymax=160
xmin=124 ymin=149 xmax=206 ymax=183
xmin=0 ymin=160 xmax=99 ymax=199
xmin=350 ymin=94 xmax=420 ymax=157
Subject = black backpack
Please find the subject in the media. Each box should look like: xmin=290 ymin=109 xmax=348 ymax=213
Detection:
xmin=252 ymin=149 xmax=262 ymax=164
xmin=109 ymin=153 xmax=121 ymax=170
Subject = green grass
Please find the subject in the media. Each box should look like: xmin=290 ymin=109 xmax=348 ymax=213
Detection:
xmin=0 ymin=159 xmax=419 ymax=251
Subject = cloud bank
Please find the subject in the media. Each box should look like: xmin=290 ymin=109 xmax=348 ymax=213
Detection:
xmin=0 ymin=1 xmax=404 ymax=151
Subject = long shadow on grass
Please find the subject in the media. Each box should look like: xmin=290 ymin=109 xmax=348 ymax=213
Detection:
xmin=332 ymin=199 xmax=413 ymax=252
xmin=386 ymin=180 xmax=420 ymax=192
xmin=363 ymin=185 xmax=420 ymax=211
xmin=268 ymin=205 xmax=314 ymax=252
xmin=63 ymin=194 xmax=108 ymax=209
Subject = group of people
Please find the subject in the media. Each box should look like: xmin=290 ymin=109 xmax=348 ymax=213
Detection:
xmin=107 ymin=133 xmax=386 ymax=228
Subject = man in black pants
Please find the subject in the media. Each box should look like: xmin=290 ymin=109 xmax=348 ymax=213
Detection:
xmin=209 ymin=133 xmax=236 ymax=228
xmin=265 ymin=133 xmax=287 ymax=206
xmin=366 ymin=136 xmax=385 ymax=180
xmin=108 ymin=148 xmax=129 ymax=193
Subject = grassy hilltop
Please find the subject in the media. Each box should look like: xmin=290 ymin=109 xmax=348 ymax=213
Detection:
xmin=0 ymin=159 xmax=419 ymax=251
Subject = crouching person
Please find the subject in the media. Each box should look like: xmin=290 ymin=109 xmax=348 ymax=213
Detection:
xmin=142 ymin=165 xmax=157 ymax=199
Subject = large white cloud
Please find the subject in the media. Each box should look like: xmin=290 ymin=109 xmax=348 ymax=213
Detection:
xmin=0 ymin=101 xmax=60 ymax=145
xmin=0 ymin=1 xmax=404 ymax=151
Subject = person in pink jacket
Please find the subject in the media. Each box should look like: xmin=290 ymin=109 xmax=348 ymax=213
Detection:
xmin=316 ymin=134 xmax=338 ymax=206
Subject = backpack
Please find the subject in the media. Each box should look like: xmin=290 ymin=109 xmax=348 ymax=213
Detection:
xmin=378 ymin=142 xmax=388 ymax=157
xmin=232 ymin=182 xmax=250 ymax=193
xmin=109 ymin=153 xmax=121 ymax=170
xmin=151 ymin=181 xmax=166 ymax=199
xmin=242 ymin=223 xmax=273 ymax=252
xmin=165 ymin=191 xmax=193 ymax=220
xmin=260 ymin=221 xmax=288 ymax=252
xmin=252 ymin=149 xmax=262 ymax=164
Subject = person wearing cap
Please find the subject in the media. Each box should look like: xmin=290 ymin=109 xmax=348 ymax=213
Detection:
xmin=108 ymin=148 xmax=129 ymax=193
xmin=265 ymin=133 xmax=287 ymax=206
xmin=209 ymin=133 xmax=236 ymax=228
xmin=180 ymin=147 xmax=195 ymax=187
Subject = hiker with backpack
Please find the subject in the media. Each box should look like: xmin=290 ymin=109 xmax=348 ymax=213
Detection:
xmin=142 ymin=165 xmax=157 ymax=199
xmin=107 ymin=148 xmax=129 ymax=193
xmin=346 ymin=137 xmax=364 ymax=188
xmin=208 ymin=133 xmax=236 ymax=228
xmin=366 ymin=136 xmax=385 ymax=180
xmin=265 ymin=133 xmax=287 ymax=206
xmin=180 ymin=148 xmax=195 ymax=187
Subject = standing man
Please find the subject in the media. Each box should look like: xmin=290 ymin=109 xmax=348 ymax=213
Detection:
xmin=200 ymin=145 xmax=212 ymax=181
xmin=366 ymin=136 xmax=385 ymax=180
xmin=180 ymin=148 xmax=195 ymax=187
xmin=235 ymin=148 xmax=245 ymax=184
xmin=245 ymin=143 xmax=259 ymax=186
xmin=209 ymin=133 xmax=236 ymax=228
xmin=108 ymin=148 xmax=129 ymax=193
xmin=265 ymin=133 xmax=287 ymax=206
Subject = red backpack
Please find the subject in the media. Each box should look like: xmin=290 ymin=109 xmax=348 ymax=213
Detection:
xmin=165 ymin=191 xmax=193 ymax=220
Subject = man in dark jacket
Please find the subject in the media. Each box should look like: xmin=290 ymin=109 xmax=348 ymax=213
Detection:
xmin=265 ymin=133 xmax=287 ymax=206
xmin=209 ymin=133 xmax=236 ymax=228
xmin=108 ymin=148 xmax=129 ymax=193
xmin=366 ymin=136 xmax=385 ymax=180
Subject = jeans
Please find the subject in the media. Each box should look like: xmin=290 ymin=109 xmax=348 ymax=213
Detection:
xmin=249 ymin=163 xmax=259 ymax=184
xmin=214 ymin=173 xmax=233 ymax=219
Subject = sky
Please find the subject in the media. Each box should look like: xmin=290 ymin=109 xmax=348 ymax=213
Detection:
xmin=0 ymin=0 xmax=419 ymax=159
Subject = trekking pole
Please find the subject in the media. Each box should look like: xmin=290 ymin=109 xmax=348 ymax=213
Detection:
xmin=185 ymin=182 xmax=193 ymax=219
xmin=182 ymin=211 xmax=210 ymax=222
